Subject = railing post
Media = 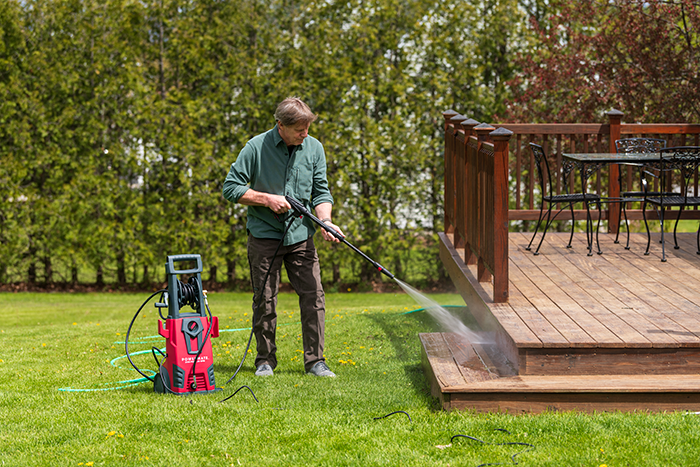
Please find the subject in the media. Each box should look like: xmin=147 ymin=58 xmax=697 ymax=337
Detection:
xmin=607 ymin=109 xmax=624 ymax=233
xmin=442 ymin=110 xmax=459 ymax=235
xmin=460 ymin=118 xmax=479 ymax=265
xmin=475 ymin=123 xmax=495 ymax=284
xmin=450 ymin=114 xmax=468 ymax=249
xmin=490 ymin=127 xmax=513 ymax=303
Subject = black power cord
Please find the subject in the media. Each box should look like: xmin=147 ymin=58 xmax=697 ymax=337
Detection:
xmin=450 ymin=429 xmax=535 ymax=466
xmin=374 ymin=411 xmax=412 ymax=422
xmin=219 ymin=211 xmax=298 ymax=403
xmin=125 ymin=289 xmax=168 ymax=382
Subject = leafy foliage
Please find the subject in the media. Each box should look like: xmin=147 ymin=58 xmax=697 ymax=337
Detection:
xmin=3 ymin=0 xmax=514 ymax=288
xmin=504 ymin=0 xmax=700 ymax=123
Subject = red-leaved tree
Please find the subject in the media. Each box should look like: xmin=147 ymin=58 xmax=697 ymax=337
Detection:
xmin=503 ymin=0 xmax=700 ymax=123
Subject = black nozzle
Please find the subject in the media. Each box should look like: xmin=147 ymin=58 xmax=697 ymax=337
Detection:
xmin=285 ymin=195 xmax=395 ymax=281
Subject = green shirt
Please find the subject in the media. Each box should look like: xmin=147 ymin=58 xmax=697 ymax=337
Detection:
xmin=222 ymin=125 xmax=334 ymax=245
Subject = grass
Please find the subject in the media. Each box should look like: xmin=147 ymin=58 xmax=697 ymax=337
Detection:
xmin=1 ymin=291 xmax=700 ymax=466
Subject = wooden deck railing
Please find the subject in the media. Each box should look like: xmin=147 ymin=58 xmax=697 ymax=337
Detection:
xmin=443 ymin=114 xmax=512 ymax=302
xmin=443 ymin=109 xmax=700 ymax=303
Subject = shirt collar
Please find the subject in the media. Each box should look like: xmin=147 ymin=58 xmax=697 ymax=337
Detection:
xmin=272 ymin=124 xmax=284 ymax=147
xmin=272 ymin=124 xmax=305 ymax=150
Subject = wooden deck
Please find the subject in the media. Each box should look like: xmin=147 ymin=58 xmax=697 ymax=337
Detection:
xmin=426 ymin=231 xmax=700 ymax=413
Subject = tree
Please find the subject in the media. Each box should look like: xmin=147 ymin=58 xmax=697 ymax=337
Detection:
xmin=0 ymin=0 xmax=29 ymax=283
xmin=504 ymin=0 xmax=700 ymax=123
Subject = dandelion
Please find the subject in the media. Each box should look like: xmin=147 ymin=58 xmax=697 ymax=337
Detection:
xmin=72 ymin=322 xmax=77 ymax=326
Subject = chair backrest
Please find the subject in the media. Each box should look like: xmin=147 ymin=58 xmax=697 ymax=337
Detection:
xmin=615 ymin=137 xmax=666 ymax=154
xmin=529 ymin=143 xmax=554 ymax=198
xmin=659 ymin=146 xmax=700 ymax=200
xmin=616 ymin=138 xmax=667 ymax=188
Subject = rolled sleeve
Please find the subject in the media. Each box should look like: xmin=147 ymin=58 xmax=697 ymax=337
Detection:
xmin=222 ymin=143 xmax=255 ymax=203
xmin=310 ymin=147 xmax=334 ymax=208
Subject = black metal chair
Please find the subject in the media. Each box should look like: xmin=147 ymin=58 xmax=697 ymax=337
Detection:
xmin=642 ymin=146 xmax=700 ymax=262
xmin=526 ymin=143 xmax=602 ymax=255
xmin=613 ymin=138 xmax=667 ymax=249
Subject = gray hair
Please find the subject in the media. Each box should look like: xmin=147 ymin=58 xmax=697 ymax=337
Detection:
xmin=274 ymin=97 xmax=317 ymax=126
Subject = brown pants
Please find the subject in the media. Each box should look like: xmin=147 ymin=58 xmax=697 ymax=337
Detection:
xmin=247 ymin=235 xmax=326 ymax=372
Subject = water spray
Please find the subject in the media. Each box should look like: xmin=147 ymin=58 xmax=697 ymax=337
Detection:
xmin=285 ymin=195 xmax=395 ymax=280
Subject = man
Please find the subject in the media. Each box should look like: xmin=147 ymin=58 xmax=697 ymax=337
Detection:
xmin=222 ymin=97 xmax=343 ymax=378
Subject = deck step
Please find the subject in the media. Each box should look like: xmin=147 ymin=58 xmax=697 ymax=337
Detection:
xmin=442 ymin=374 xmax=700 ymax=394
xmin=421 ymin=333 xmax=700 ymax=413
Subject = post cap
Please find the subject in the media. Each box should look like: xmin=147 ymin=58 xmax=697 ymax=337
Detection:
xmin=490 ymin=127 xmax=514 ymax=139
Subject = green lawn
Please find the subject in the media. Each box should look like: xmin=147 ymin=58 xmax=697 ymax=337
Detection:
xmin=1 ymin=291 xmax=699 ymax=466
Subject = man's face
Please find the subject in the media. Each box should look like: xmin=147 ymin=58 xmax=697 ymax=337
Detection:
xmin=278 ymin=121 xmax=310 ymax=146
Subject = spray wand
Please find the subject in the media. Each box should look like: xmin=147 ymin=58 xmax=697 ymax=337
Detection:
xmin=285 ymin=195 xmax=395 ymax=280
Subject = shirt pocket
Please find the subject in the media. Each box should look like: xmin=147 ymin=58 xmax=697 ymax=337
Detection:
xmin=293 ymin=167 xmax=313 ymax=201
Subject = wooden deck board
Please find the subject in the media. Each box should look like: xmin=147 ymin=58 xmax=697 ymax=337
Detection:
xmin=511 ymin=232 xmax=652 ymax=347
xmin=507 ymin=267 xmax=570 ymax=347
xmin=566 ymin=233 xmax=700 ymax=347
xmin=547 ymin=234 xmax=690 ymax=347
xmin=590 ymin=239 xmax=700 ymax=343
xmin=510 ymin=246 xmax=624 ymax=347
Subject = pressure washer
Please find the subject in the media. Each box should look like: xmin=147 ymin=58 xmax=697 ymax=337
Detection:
xmin=126 ymin=254 xmax=221 ymax=395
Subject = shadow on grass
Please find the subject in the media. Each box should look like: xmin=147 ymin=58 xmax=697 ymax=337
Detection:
xmin=367 ymin=311 xmax=443 ymax=411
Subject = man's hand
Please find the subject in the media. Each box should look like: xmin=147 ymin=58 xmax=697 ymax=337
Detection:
xmin=266 ymin=194 xmax=291 ymax=214
xmin=239 ymin=190 xmax=291 ymax=214
xmin=320 ymin=220 xmax=344 ymax=243
xmin=314 ymin=202 xmax=343 ymax=243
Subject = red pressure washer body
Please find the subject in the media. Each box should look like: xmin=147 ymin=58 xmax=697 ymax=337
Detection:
xmin=155 ymin=255 xmax=220 ymax=395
